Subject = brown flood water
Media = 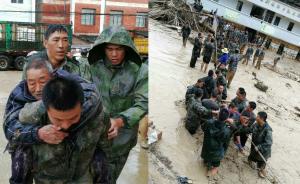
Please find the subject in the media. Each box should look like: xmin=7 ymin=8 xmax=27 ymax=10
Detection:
xmin=149 ymin=19 xmax=300 ymax=184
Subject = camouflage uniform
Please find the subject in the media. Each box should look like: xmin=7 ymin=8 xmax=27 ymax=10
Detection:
xmin=201 ymin=119 xmax=232 ymax=169
xmin=185 ymin=96 xmax=211 ymax=135
xmin=255 ymin=49 xmax=265 ymax=70
xmin=4 ymin=70 xmax=111 ymax=183
xmin=22 ymin=50 xmax=92 ymax=81
xmin=88 ymin=26 xmax=148 ymax=183
xmin=248 ymin=122 xmax=272 ymax=170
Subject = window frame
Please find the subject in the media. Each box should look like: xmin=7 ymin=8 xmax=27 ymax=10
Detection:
xmin=81 ymin=8 xmax=96 ymax=26
xmin=136 ymin=12 xmax=148 ymax=28
xmin=109 ymin=11 xmax=123 ymax=26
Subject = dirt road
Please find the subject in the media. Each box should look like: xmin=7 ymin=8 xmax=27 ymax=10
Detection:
xmin=149 ymin=19 xmax=300 ymax=184
xmin=0 ymin=71 xmax=147 ymax=184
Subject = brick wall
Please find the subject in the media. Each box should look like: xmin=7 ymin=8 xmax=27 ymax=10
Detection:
xmin=105 ymin=6 xmax=148 ymax=31
xmin=74 ymin=3 xmax=100 ymax=35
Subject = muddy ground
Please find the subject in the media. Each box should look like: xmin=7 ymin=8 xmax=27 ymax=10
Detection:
xmin=149 ymin=19 xmax=300 ymax=184
xmin=0 ymin=71 xmax=147 ymax=184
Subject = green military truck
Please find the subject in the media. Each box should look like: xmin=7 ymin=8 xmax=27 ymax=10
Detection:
xmin=0 ymin=21 xmax=72 ymax=71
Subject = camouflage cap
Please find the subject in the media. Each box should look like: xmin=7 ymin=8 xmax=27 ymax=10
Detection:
xmin=88 ymin=26 xmax=141 ymax=65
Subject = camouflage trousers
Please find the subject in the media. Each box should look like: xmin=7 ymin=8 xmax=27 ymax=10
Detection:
xmin=109 ymin=153 xmax=130 ymax=184
xmin=9 ymin=146 xmax=33 ymax=184
xmin=9 ymin=146 xmax=109 ymax=184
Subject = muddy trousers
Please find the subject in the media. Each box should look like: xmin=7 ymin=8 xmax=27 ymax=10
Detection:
xmin=183 ymin=37 xmax=188 ymax=47
xmin=10 ymin=146 xmax=110 ymax=184
xmin=189 ymin=56 xmax=198 ymax=68
xmin=248 ymin=154 xmax=266 ymax=170
xmin=204 ymin=160 xmax=221 ymax=169
xmin=10 ymin=146 xmax=33 ymax=184
xmin=109 ymin=153 xmax=130 ymax=184
xmin=185 ymin=119 xmax=200 ymax=135
xmin=255 ymin=59 xmax=262 ymax=70
xmin=92 ymin=149 xmax=111 ymax=184
xmin=226 ymin=70 xmax=236 ymax=87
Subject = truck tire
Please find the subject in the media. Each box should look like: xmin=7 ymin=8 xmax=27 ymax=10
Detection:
xmin=0 ymin=55 xmax=10 ymax=71
xmin=14 ymin=56 xmax=26 ymax=71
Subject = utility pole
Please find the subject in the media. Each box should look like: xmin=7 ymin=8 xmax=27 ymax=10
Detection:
xmin=100 ymin=0 xmax=106 ymax=33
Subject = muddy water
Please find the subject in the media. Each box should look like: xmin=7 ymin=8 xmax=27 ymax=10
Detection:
xmin=149 ymin=19 xmax=300 ymax=184
xmin=0 ymin=71 xmax=147 ymax=184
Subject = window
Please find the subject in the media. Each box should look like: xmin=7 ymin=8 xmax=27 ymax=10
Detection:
xmin=16 ymin=27 xmax=35 ymax=42
xmin=287 ymin=22 xmax=294 ymax=31
xmin=110 ymin=11 xmax=123 ymax=26
xmin=81 ymin=9 xmax=96 ymax=25
xmin=136 ymin=13 xmax=147 ymax=28
xmin=273 ymin=16 xmax=281 ymax=26
xmin=236 ymin=1 xmax=243 ymax=11
xmin=11 ymin=0 xmax=23 ymax=3
xmin=264 ymin=10 xmax=275 ymax=23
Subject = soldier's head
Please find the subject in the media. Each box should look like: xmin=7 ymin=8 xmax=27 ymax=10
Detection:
xmin=211 ymin=90 xmax=218 ymax=100
xmin=25 ymin=56 xmax=53 ymax=100
xmin=42 ymin=77 xmax=84 ymax=131
xmin=196 ymin=78 xmax=205 ymax=88
xmin=240 ymin=110 xmax=250 ymax=126
xmin=88 ymin=26 xmax=141 ymax=65
xmin=236 ymin=87 xmax=246 ymax=101
xmin=194 ymin=88 xmax=203 ymax=99
xmin=246 ymin=101 xmax=256 ymax=112
xmin=43 ymin=25 xmax=69 ymax=67
xmin=217 ymin=84 xmax=224 ymax=94
xmin=104 ymin=43 xmax=126 ymax=65
xmin=219 ymin=108 xmax=229 ymax=121
xmin=256 ymin=111 xmax=267 ymax=126
xmin=228 ymin=103 xmax=238 ymax=112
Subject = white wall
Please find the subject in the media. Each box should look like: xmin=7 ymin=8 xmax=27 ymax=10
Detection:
xmin=0 ymin=0 xmax=35 ymax=22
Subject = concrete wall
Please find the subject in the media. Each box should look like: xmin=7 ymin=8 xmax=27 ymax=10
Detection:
xmin=0 ymin=0 xmax=35 ymax=23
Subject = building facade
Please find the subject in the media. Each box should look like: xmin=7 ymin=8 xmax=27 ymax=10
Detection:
xmin=199 ymin=0 xmax=300 ymax=59
xmin=36 ymin=0 xmax=70 ymax=24
xmin=0 ymin=0 xmax=36 ymax=23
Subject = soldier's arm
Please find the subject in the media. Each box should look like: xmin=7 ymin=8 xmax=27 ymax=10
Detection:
xmin=78 ymin=60 xmax=92 ymax=81
xmin=257 ymin=128 xmax=272 ymax=153
xmin=19 ymin=100 xmax=45 ymax=124
xmin=118 ymin=63 xmax=148 ymax=128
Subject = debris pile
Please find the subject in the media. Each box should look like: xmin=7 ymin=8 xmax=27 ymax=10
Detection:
xmin=149 ymin=0 xmax=215 ymax=33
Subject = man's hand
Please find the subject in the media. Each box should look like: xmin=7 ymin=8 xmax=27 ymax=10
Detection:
xmin=108 ymin=118 xmax=124 ymax=140
xmin=38 ymin=125 xmax=68 ymax=144
xmin=225 ymin=118 xmax=234 ymax=124
xmin=254 ymin=146 xmax=259 ymax=152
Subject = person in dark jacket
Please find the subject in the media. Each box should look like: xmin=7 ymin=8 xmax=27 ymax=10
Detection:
xmin=190 ymin=33 xmax=203 ymax=68
xmin=215 ymin=70 xmax=227 ymax=100
xmin=227 ymin=49 xmax=242 ymax=88
xmin=201 ymin=108 xmax=231 ymax=176
xmin=185 ymin=78 xmax=205 ymax=106
xmin=201 ymin=38 xmax=215 ymax=73
xmin=185 ymin=88 xmax=214 ymax=135
xmin=231 ymin=87 xmax=248 ymax=113
xmin=248 ymin=111 xmax=272 ymax=178
xmin=255 ymin=47 xmax=265 ymax=70
xmin=242 ymin=44 xmax=254 ymax=65
xmin=182 ymin=24 xmax=191 ymax=47
xmin=203 ymin=70 xmax=216 ymax=99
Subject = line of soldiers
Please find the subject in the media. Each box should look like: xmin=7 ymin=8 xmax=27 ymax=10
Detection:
xmin=3 ymin=25 xmax=148 ymax=184
xmin=185 ymin=70 xmax=273 ymax=178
